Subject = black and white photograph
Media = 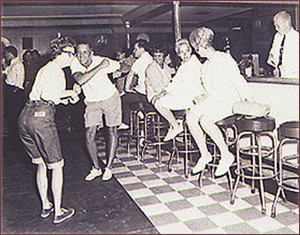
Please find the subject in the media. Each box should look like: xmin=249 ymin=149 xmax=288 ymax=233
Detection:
xmin=1 ymin=0 xmax=299 ymax=234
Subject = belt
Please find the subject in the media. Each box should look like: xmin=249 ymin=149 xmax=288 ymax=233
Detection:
xmin=27 ymin=99 xmax=55 ymax=106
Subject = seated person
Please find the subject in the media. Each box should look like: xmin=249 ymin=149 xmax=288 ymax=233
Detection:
xmin=152 ymin=38 xmax=205 ymax=141
xmin=187 ymin=27 xmax=254 ymax=177
xmin=112 ymin=47 xmax=135 ymax=96
xmin=145 ymin=43 xmax=174 ymax=105
xmin=120 ymin=40 xmax=154 ymax=129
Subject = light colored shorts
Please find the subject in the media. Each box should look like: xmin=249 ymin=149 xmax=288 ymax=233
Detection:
xmin=84 ymin=92 xmax=122 ymax=128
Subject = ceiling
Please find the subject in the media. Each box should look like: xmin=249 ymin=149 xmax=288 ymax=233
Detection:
xmin=1 ymin=1 xmax=298 ymax=33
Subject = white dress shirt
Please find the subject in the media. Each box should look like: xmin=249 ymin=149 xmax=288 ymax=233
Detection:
xmin=131 ymin=51 xmax=153 ymax=95
xmin=268 ymin=28 xmax=299 ymax=78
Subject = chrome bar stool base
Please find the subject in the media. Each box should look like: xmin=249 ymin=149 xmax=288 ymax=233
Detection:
xmin=271 ymin=121 xmax=299 ymax=218
xmin=230 ymin=116 xmax=277 ymax=215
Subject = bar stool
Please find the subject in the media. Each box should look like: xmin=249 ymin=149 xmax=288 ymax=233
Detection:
xmin=199 ymin=114 xmax=239 ymax=188
xmin=141 ymin=111 xmax=178 ymax=163
xmin=118 ymin=108 xmax=145 ymax=159
xmin=168 ymin=118 xmax=200 ymax=178
xmin=271 ymin=121 xmax=299 ymax=218
xmin=230 ymin=116 xmax=277 ymax=214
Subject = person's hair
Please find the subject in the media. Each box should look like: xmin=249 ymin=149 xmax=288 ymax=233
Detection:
xmin=150 ymin=43 xmax=167 ymax=57
xmin=76 ymin=40 xmax=94 ymax=51
xmin=50 ymin=36 xmax=76 ymax=57
xmin=189 ymin=27 xmax=214 ymax=49
xmin=273 ymin=11 xmax=292 ymax=26
xmin=174 ymin=38 xmax=191 ymax=54
xmin=135 ymin=39 xmax=150 ymax=52
xmin=136 ymin=33 xmax=150 ymax=43
xmin=4 ymin=45 xmax=18 ymax=57
xmin=22 ymin=50 xmax=32 ymax=62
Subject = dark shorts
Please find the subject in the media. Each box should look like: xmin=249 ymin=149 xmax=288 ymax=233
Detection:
xmin=18 ymin=100 xmax=64 ymax=169
xmin=84 ymin=92 xmax=122 ymax=128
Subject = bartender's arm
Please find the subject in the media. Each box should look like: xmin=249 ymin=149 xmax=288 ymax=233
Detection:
xmin=73 ymin=58 xmax=109 ymax=85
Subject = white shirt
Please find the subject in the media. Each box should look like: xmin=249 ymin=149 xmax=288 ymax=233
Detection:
xmin=5 ymin=57 xmax=25 ymax=89
xmin=145 ymin=61 xmax=172 ymax=102
xmin=70 ymin=55 xmax=120 ymax=102
xmin=202 ymin=51 xmax=252 ymax=104
xmin=268 ymin=28 xmax=299 ymax=78
xmin=131 ymin=51 xmax=153 ymax=95
xmin=165 ymin=54 xmax=204 ymax=101
xmin=29 ymin=61 xmax=66 ymax=105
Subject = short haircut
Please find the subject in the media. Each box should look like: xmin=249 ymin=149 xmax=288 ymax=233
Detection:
xmin=189 ymin=27 xmax=214 ymax=49
xmin=76 ymin=40 xmax=93 ymax=50
xmin=175 ymin=38 xmax=191 ymax=54
xmin=135 ymin=39 xmax=150 ymax=52
xmin=274 ymin=11 xmax=292 ymax=24
xmin=4 ymin=45 xmax=18 ymax=57
xmin=50 ymin=36 xmax=76 ymax=57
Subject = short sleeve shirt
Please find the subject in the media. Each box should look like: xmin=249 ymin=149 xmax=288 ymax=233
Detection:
xmin=70 ymin=55 xmax=120 ymax=102
xmin=29 ymin=61 xmax=66 ymax=105
xmin=131 ymin=52 xmax=153 ymax=95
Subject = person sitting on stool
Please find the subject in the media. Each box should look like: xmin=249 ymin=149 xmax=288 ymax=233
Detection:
xmin=188 ymin=27 xmax=254 ymax=177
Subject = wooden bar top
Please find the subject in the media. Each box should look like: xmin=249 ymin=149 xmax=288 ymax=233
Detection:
xmin=246 ymin=76 xmax=299 ymax=85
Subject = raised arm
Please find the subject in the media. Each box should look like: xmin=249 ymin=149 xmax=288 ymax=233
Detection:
xmin=73 ymin=58 xmax=109 ymax=85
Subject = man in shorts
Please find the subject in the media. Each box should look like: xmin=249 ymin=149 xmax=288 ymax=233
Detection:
xmin=70 ymin=41 xmax=121 ymax=181
xmin=18 ymin=36 xmax=78 ymax=224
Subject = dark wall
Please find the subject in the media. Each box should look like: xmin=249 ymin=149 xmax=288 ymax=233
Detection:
xmin=251 ymin=6 xmax=297 ymax=70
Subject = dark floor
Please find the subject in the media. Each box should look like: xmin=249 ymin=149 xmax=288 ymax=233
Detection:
xmin=1 ymin=129 xmax=158 ymax=234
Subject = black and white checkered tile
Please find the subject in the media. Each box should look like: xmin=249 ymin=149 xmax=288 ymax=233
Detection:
xmin=97 ymin=138 xmax=299 ymax=234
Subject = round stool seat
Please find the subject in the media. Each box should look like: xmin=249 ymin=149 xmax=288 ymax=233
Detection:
xmin=278 ymin=121 xmax=299 ymax=140
xmin=236 ymin=116 xmax=276 ymax=133
xmin=216 ymin=114 xmax=241 ymax=127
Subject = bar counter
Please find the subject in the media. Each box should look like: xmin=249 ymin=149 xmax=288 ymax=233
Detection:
xmin=246 ymin=76 xmax=299 ymax=85
xmin=245 ymin=76 xmax=299 ymax=126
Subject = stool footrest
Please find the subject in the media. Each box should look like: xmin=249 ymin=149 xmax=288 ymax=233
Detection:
xmin=240 ymin=146 xmax=275 ymax=157
xmin=235 ymin=165 xmax=278 ymax=180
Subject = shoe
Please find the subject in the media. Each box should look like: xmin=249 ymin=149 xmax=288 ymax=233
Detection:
xmin=215 ymin=153 xmax=235 ymax=177
xmin=163 ymin=123 xmax=183 ymax=141
xmin=192 ymin=154 xmax=212 ymax=175
xmin=118 ymin=123 xmax=130 ymax=130
xmin=41 ymin=203 xmax=54 ymax=218
xmin=85 ymin=167 xmax=102 ymax=181
xmin=102 ymin=168 xmax=112 ymax=181
xmin=53 ymin=208 xmax=75 ymax=224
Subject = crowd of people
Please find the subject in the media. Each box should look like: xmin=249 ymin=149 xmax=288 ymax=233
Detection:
xmin=1 ymin=10 xmax=297 ymax=225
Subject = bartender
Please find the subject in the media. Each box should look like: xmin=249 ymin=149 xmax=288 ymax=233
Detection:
xmin=267 ymin=11 xmax=299 ymax=78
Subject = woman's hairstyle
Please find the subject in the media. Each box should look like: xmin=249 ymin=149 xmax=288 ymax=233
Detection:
xmin=151 ymin=43 xmax=167 ymax=57
xmin=189 ymin=27 xmax=214 ymax=49
xmin=135 ymin=39 xmax=150 ymax=52
xmin=4 ymin=45 xmax=18 ymax=57
xmin=50 ymin=36 xmax=76 ymax=57
xmin=174 ymin=38 xmax=191 ymax=54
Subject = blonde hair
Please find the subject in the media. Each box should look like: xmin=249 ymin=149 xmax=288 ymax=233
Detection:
xmin=175 ymin=38 xmax=191 ymax=54
xmin=274 ymin=11 xmax=292 ymax=26
xmin=189 ymin=27 xmax=214 ymax=49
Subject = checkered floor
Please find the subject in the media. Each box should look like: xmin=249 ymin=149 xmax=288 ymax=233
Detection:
xmin=97 ymin=137 xmax=299 ymax=234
